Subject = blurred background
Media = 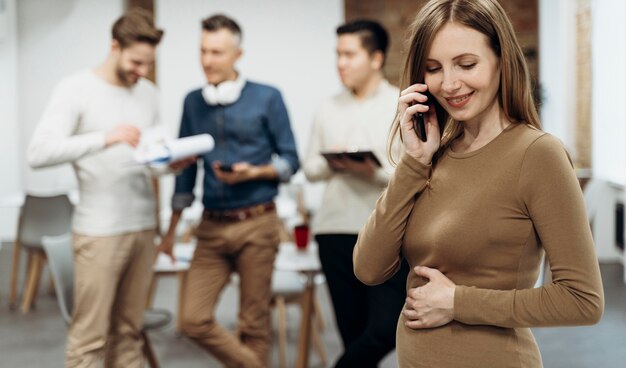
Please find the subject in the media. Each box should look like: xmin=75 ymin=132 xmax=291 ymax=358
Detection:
xmin=1 ymin=0 xmax=625 ymax=367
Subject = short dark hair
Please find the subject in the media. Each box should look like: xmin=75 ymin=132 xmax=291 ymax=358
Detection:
xmin=202 ymin=14 xmax=242 ymax=42
xmin=337 ymin=20 xmax=389 ymax=61
xmin=111 ymin=8 xmax=164 ymax=48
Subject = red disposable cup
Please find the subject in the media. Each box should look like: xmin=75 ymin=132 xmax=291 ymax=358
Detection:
xmin=294 ymin=224 xmax=310 ymax=251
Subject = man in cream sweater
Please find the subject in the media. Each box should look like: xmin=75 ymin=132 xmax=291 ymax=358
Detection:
xmin=303 ymin=20 xmax=409 ymax=367
xmin=27 ymin=10 xmax=182 ymax=368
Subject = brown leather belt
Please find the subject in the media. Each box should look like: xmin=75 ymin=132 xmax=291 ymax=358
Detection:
xmin=202 ymin=202 xmax=275 ymax=222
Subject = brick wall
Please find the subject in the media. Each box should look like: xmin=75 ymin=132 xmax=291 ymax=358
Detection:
xmin=345 ymin=0 xmax=539 ymax=88
xmin=575 ymin=0 xmax=592 ymax=170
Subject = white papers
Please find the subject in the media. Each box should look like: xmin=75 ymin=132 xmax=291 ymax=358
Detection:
xmin=133 ymin=126 xmax=214 ymax=166
xmin=167 ymin=134 xmax=215 ymax=161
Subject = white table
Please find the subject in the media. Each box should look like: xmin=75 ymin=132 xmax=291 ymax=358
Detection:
xmin=151 ymin=242 xmax=196 ymax=332
xmin=274 ymin=242 xmax=322 ymax=368
xmin=150 ymin=239 xmax=323 ymax=353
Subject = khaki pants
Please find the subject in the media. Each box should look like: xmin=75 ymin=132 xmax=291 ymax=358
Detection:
xmin=181 ymin=211 xmax=280 ymax=368
xmin=66 ymin=229 xmax=156 ymax=368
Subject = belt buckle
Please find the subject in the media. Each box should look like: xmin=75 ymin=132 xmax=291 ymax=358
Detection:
xmin=205 ymin=203 xmax=272 ymax=222
xmin=254 ymin=204 xmax=265 ymax=216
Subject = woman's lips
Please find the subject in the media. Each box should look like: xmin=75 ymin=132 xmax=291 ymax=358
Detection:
xmin=445 ymin=91 xmax=474 ymax=108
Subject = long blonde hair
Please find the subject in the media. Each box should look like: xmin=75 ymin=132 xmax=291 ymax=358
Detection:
xmin=388 ymin=0 xmax=541 ymax=164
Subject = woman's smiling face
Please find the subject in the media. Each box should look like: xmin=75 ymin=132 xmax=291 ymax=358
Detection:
xmin=424 ymin=21 xmax=501 ymax=125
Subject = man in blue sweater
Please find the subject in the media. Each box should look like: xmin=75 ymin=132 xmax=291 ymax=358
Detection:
xmin=157 ymin=14 xmax=299 ymax=368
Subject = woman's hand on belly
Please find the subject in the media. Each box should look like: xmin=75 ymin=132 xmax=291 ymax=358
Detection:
xmin=403 ymin=266 xmax=456 ymax=329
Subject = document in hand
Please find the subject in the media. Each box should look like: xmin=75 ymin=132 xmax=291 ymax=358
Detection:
xmin=321 ymin=150 xmax=382 ymax=167
xmin=134 ymin=127 xmax=214 ymax=166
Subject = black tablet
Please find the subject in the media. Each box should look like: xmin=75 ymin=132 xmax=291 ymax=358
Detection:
xmin=321 ymin=150 xmax=382 ymax=167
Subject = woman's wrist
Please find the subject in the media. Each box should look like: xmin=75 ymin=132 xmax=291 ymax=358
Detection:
xmin=406 ymin=151 xmax=432 ymax=166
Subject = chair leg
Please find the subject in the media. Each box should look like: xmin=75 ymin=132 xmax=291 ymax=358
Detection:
xmin=30 ymin=253 xmax=47 ymax=310
xmin=145 ymin=274 xmax=158 ymax=309
xmin=9 ymin=240 xmax=21 ymax=309
xmin=176 ymin=271 xmax=188 ymax=334
xmin=142 ymin=332 xmax=160 ymax=368
xmin=275 ymin=296 xmax=288 ymax=368
xmin=20 ymin=250 xmax=45 ymax=314
xmin=47 ymin=271 xmax=56 ymax=296
xmin=311 ymin=296 xmax=328 ymax=366
xmin=311 ymin=311 xmax=328 ymax=366
xmin=313 ymin=296 xmax=326 ymax=331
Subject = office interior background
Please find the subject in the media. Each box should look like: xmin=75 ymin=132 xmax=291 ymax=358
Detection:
xmin=1 ymin=0 xmax=625 ymax=367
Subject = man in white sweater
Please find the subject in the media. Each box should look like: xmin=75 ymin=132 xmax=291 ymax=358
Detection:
xmin=27 ymin=10 xmax=170 ymax=368
xmin=303 ymin=20 xmax=409 ymax=367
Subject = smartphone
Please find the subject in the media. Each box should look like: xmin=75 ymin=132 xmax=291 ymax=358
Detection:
xmin=218 ymin=163 xmax=233 ymax=172
xmin=412 ymin=90 xmax=432 ymax=142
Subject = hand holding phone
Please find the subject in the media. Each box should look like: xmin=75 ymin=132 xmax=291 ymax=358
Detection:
xmin=218 ymin=163 xmax=233 ymax=172
xmin=412 ymin=91 xmax=431 ymax=142
xmin=399 ymin=83 xmax=444 ymax=166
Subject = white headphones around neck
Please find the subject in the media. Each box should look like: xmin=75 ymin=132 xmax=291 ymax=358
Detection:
xmin=202 ymin=75 xmax=246 ymax=106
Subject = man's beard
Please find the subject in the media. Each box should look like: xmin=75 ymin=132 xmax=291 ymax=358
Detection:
xmin=115 ymin=63 xmax=138 ymax=86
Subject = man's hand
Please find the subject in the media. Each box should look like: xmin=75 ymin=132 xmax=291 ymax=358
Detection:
xmin=213 ymin=161 xmax=258 ymax=185
xmin=105 ymin=124 xmax=141 ymax=148
xmin=328 ymin=156 xmax=377 ymax=180
xmin=339 ymin=157 xmax=377 ymax=180
xmin=326 ymin=157 xmax=347 ymax=171
xmin=169 ymin=156 xmax=197 ymax=172
xmin=155 ymin=233 xmax=176 ymax=262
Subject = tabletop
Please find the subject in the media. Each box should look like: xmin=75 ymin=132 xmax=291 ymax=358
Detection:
xmin=274 ymin=242 xmax=321 ymax=273
xmin=153 ymin=242 xmax=196 ymax=272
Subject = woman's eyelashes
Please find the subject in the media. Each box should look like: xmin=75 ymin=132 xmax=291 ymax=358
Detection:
xmin=425 ymin=62 xmax=477 ymax=74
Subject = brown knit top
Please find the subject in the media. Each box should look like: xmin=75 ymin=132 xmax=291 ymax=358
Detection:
xmin=354 ymin=123 xmax=604 ymax=368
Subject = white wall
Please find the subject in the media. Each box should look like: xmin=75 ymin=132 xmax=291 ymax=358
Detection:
xmin=539 ymin=0 xmax=626 ymax=186
xmin=0 ymin=0 xmax=21 ymax=239
xmin=591 ymin=0 xmax=626 ymax=186
xmin=540 ymin=0 xmax=626 ymax=262
xmin=0 ymin=0 xmax=122 ymax=239
xmin=591 ymin=0 xmax=626 ymax=262
xmin=1 ymin=0 xmax=342 ymax=238
xmin=18 ymin=0 xmax=123 ymax=193
xmin=539 ymin=0 xmax=576 ymax=150
xmin=155 ymin=0 xmax=343 ymax=210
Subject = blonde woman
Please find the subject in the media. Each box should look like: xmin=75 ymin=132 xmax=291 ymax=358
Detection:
xmin=353 ymin=0 xmax=604 ymax=367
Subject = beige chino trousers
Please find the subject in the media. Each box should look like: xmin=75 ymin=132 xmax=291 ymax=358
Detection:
xmin=65 ymin=229 xmax=156 ymax=368
xmin=181 ymin=210 xmax=280 ymax=368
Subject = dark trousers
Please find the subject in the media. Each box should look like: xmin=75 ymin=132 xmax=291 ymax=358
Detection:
xmin=316 ymin=234 xmax=409 ymax=368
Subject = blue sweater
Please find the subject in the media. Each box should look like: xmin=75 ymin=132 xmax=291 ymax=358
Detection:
xmin=172 ymin=81 xmax=300 ymax=210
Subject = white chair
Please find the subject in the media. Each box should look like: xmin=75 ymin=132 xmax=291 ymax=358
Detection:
xmin=583 ymin=178 xmax=626 ymax=282
xmin=42 ymin=233 xmax=171 ymax=368
xmin=149 ymin=242 xmax=195 ymax=333
xmin=224 ymin=266 xmax=328 ymax=368
xmin=271 ymin=269 xmax=328 ymax=368
xmin=9 ymin=194 xmax=73 ymax=314
xmin=584 ymin=179 xmax=624 ymax=256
